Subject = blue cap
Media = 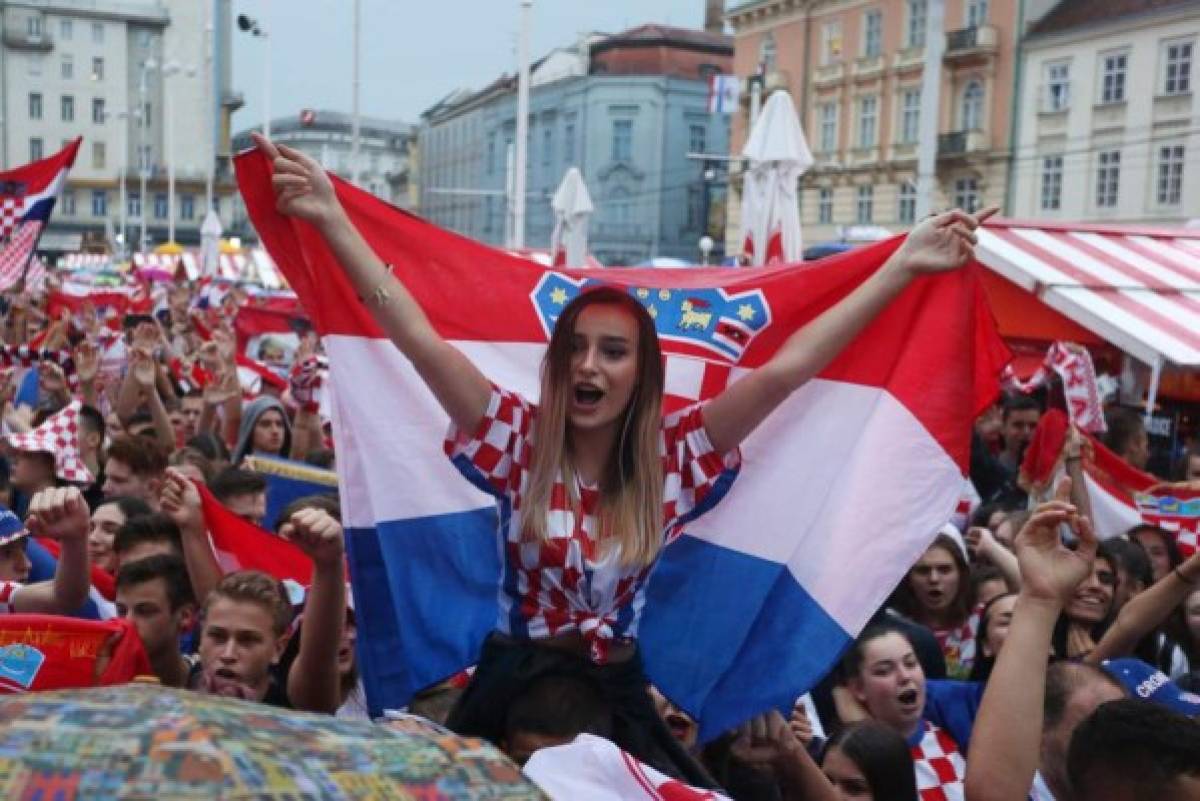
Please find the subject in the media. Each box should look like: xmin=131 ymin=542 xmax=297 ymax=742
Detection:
xmin=0 ymin=507 xmax=27 ymax=548
xmin=1103 ymin=658 xmax=1200 ymax=718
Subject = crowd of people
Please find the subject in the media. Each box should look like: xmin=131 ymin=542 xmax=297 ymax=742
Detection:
xmin=0 ymin=134 xmax=1196 ymax=801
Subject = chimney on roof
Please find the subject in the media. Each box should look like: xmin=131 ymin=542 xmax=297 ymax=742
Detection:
xmin=704 ymin=0 xmax=724 ymax=34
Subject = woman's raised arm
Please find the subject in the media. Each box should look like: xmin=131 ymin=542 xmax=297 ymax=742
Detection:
xmin=702 ymin=207 xmax=995 ymax=456
xmin=254 ymin=134 xmax=491 ymax=434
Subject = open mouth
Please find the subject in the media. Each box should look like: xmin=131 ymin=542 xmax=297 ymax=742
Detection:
xmin=897 ymin=689 xmax=920 ymax=708
xmin=574 ymin=384 xmax=604 ymax=408
xmin=214 ymin=668 xmax=239 ymax=681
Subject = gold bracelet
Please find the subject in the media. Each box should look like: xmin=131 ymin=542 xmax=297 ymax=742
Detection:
xmin=367 ymin=263 xmax=394 ymax=307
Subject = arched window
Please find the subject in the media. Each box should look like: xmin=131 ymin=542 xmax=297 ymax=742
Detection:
xmin=760 ymin=33 xmax=777 ymax=72
xmin=961 ymin=81 xmax=984 ymax=131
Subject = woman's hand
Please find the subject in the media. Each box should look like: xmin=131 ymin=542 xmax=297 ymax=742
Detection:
xmin=893 ymin=206 xmax=997 ymax=277
xmin=253 ymin=132 xmax=342 ymax=230
xmin=1014 ymin=477 xmax=1096 ymax=607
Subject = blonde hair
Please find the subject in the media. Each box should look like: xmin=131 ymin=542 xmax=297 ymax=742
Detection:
xmin=522 ymin=287 xmax=665 ymax=567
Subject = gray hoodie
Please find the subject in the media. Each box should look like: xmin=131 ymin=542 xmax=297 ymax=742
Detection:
xmin=233 ymin=395 xmax=293 ymax=465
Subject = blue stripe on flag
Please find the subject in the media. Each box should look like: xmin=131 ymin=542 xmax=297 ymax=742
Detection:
xmin=641 ymin=533 xmax=851 ymax=740
xmin=347 ymin=507 xmax=501 ymax=715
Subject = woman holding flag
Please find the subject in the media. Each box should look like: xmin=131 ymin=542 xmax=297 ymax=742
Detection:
xmin=253 ymin=133 xmax=994 ymax=781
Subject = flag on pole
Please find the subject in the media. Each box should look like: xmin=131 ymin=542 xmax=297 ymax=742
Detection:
xmin=235 ymin=149 xmax=1008 ymax=738
xmin=0 ymin=138 xmax=81 ymax=291
xmin=707 ymin=75 xmax=740 ymax=114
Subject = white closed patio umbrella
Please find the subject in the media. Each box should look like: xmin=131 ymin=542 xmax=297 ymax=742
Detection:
xmin=740 ymin=90 xmax=814 ymax=265
xmin=199 ymin=208 xmax=223 ymax=279
xmin=549 ymin=167 xmax=595 ymax=268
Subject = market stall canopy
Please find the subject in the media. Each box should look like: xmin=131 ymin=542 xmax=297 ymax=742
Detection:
xmin=976 ymin=219 xmax=1200 ymax=368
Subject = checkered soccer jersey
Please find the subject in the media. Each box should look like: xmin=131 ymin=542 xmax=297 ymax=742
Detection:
xmin=0 ymin=582 xmax=21 ymax=614
xmin=445 ymin=383 xmax=741 ymax=663
xmin=911 ymin=720 xmax=967 ymax=801
xmin=933 ymin=603 xmax=983 ymax=680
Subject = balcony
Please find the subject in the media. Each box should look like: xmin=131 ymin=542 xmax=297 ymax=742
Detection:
xmin=2 ymin=30 xmax=52 ymax=51
xmin=813 ymin=62 xmax=845 ymax=88
xmin=938 ymin=130 xmax=989 ymax=158
xmin=853 ymin=55 xmax=885 ymax=82
xmin=944 ymin=25 xmax=998 ymax=63
xmin=892 ymin=48 xmax=925 ymax=74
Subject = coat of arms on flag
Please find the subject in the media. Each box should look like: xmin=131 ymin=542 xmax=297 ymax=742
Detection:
xmin=0 ymin=138 xmax=81 ymax=291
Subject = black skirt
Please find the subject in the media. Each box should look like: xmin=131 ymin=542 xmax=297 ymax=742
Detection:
xmin=446 ymin=632 xmax=718 ymax=789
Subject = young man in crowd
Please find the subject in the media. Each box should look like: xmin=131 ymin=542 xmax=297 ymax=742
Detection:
xmin=190 ymin=506 xmax=346 ymax=714
xmin=102 ymin=435 xmax=168 ymax=509
xmin=971 ymin=395 xmax=1041 ymax=506
xmin=1104 ymin=407 xmax=1150 ymax=472
xmin=115 ymin=554 xmax=195 ymax=688
xmin=113 ymin=512 xmax=183 ymax=570
xmin=208 ymin=468 xmax=268 ymax=529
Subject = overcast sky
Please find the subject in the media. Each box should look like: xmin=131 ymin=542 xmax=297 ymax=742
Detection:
xmin=230 ymin=0 xmax=716 ymax=132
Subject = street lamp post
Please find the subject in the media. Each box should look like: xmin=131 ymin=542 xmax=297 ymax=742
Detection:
xmin=237 ymin=8 xmax=271 ymax=137
xmin=137 ymin=61 xmax=150 ymax=255
xmin=103 ymin=107 xmax=131 ymax=259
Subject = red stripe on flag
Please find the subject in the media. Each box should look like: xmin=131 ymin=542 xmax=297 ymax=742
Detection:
xmin=196 ymin=480 xmax=312 ymax=584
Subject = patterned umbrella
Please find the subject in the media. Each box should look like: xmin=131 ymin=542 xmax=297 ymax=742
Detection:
xmin=0 ymin=683 xmax=546 ymax=800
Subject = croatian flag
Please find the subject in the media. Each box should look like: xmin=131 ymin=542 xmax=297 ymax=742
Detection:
xmin=0 ymin=138 xmax=81 ymax=291
xmin=707 ymin=75 xmax=740 ymax=115
xmin=236 ymin=150 xmax=1006 ymax=737
xmin=1022 ymin=409 xmax=1200 ymax=557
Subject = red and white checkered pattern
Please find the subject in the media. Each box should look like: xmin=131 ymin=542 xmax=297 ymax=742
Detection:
xmin=911 ymin=721 xmax=967 ymax=801
xmin=0 ymin=582 xmax=20 ymax=614
xmin=5 ymin=400 xmax=93 ymax=484
xmin=933 ymin=603 xmax=982 ymax=681
xmin=0 ymin=221 xmax=43 ymax=291
xmin=0 ymin=196 xmax=25 ymax=241
xmin=444 ymin=383 xmax=741 ymax=663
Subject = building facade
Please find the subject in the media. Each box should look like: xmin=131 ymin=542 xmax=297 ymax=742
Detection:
xmin=0 ymin=0 xmax=242 ymax=254
xmin=418 ymin=25 xmax=733 ymax=266
xmin=1010 ymin=0 xmax=1199 ymax=224
xmin=233 ymin=110 xmax=415 ymax=210
xmin=725 ymin=0 xmax=1023 ymax=251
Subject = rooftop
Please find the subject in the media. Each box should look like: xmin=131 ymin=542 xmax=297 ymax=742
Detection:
xmin=591 ymin=23 xmax=732 ymax=55
xmin=1029 ymin=0 xmax=1197 ymax=36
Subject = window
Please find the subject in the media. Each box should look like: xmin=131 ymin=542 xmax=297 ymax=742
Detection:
xmin=92 ymin=190 xmax=107 ymax=217
xmin=486 ymin=133 xmax=496 ymax=175
xmin=29 ymin=92 xmax=42 ymax=120
xmin=1157 ymin=145 xmax=1185 ymax=205
xmin=62 ymin=190 xmax=76 ymax=216
xmin=93 ymin=141 xmax=106 ymax=169
xmin=92 ymin=22 xmax=104 ymax=43
xmin=961 ymin=81 xmax=984 ymax=130
xmin=1041 ymin=155 xmax=1063 ymax=210
xmin=27 ymin=15 xmax=42 ymax=38
xmin=60 ymin=18 xmax=72 ymax=40
xmin=954 ymin=177 xmax=980 ymax=212
xmin=154 ymin=193 xmax=168 ymax=219
xmin=92 ymin=57 xmax=104 ymax=81
xmin=858 ymin=96 xmax=877 ymax=148
xmin=612 ymin=119 xmax=632 ymax=162
xmin=760 ymin=33 xmax=777 ymax=71
xmin=901 ymin=89 xmax=921 ymax=143
xmin=92 ymin=97 xmax=105 ymax=124
xmin=610 ymin=186 xmax=632 ymax=224
xmin=542 ymin=128 xmax=552 ymax=166
xmin=818 ymin=187 xmax=833 ymax=224
xmin=1100 ymin=52 xmax=1127 ymax=103
xmin=820 ymin=103 xmax=838 ymax=152
xmin=856 ymin=185 xmax=874 ymax=223
xmin=906 ymin=0 xmax=927 ymax=48
xmin=967 ymin=0 xmax=988 ymax=28
xmin=61 ymin=55 xmax=73 ymax=80
xmin=61 ymin=95 xmax=74 ymax=122
xmin=1164 ymin=41 xmax=1193 ymax=95
xmin=1044 ymin=61 xmax=1070 ymax=111
xmin=821 ymin=22 xmax=842 ymax=65
xmin=128 ymin=193 xmax=141 ymax=217
xmin=1095 ymin=150 xmax=1120 ymax=208
xmin=181 ymin=194 xmax=195 ymax=221
xmin=30 ymin=138 xmax=43 ymax=161
xmin=564 ymin=122 xmax=575 ymax=165
xmin=687 ymin=186 xmax=703 ymax=228
xmin=142 ymin=102 xmax=152 ymax=128
xmin=898 ymin=181 xmax=916 ymax=223
xmin=28 ymin=55 xmax=43 ymax=76
xmin=864 ymin=10 xmax=883 ymax=59
xmin=689 ymin=124 xmax=707 ymax=155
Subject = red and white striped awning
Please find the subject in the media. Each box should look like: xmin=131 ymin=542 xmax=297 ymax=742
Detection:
xmin=977 ymin=220 xmax=1200 ymax=368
